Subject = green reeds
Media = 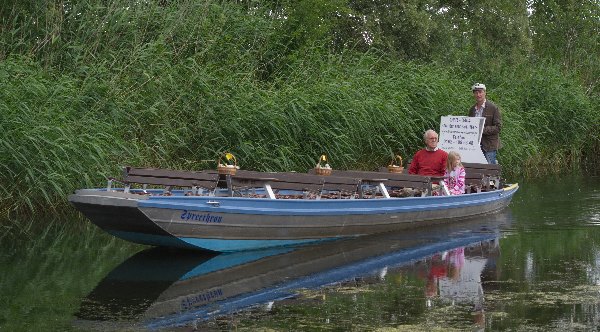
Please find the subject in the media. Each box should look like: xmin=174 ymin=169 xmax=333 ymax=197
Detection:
xmin=492 ymin=61 xmax=597 ymax=177
xmin=0 ymin=0 xmax=597 ymax=219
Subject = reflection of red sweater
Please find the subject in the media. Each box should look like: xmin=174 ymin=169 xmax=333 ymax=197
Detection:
xmin=409 ymin=149 xmax=448 ymax=176
xmin=430 ymin=264 xmax=448 ymax=278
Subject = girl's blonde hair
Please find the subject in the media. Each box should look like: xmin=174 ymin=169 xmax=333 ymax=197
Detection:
xmin=446 ymin=151 xmax=463 ymax=171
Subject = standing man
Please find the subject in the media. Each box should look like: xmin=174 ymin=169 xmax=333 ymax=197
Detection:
xmin=408 ymin=129 xmax=448 ymax=176
xmin=469 ymin=83 xmax=502 ymax=164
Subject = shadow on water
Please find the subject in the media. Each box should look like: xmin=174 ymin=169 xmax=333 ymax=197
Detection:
xmin=74 ymin=210 xmax=514 ymax=331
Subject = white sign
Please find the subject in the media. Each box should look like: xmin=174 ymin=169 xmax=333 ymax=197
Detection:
xmin=438 ymin=116 xmax=487 ymax=164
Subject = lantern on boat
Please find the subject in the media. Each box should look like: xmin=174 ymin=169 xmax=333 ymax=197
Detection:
xmin=387 ymin=154 xmax=404 ymax=173
xmin=314 ymin=154 xmax=332 ymax=176
xmin=217 ymin=152 xmax=239 ymax=175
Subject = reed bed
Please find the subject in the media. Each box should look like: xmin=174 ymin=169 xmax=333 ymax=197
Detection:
xmin=1 ymin=0 xmax=597 ymax=221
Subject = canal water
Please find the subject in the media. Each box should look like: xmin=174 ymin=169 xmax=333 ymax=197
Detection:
xmin=1 ymin=174 xmax=599 ymax=331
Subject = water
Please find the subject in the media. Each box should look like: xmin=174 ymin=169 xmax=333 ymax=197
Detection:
xmin=1 ymin=175 xmax=599 ymax=331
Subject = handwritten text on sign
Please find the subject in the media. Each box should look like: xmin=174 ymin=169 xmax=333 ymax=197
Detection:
xmin=438 ymin=116 xmax=487 ymax=163
xmin=441 ymin=117 xmax=479 ymax=148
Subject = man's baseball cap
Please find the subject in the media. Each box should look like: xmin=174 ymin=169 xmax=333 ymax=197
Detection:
xmin=471 ymin=83 xmax=486 ymax=91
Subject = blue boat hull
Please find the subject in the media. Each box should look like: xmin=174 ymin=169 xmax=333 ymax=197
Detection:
xmin=69 ymin=184 xmax=518 ymax=252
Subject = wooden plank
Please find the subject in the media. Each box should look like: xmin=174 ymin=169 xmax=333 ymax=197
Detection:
xmin=230 ymin=170 xmax=360 ymax=193
xmin=234 ymin=170 xmax=360 ymax=186
xmin=124 ymin=175 xmax=218 ymax=189
xmin=269 ymin=181 xmax=324 ymax=192
xmin=463 ymin=162 xmax=501 ymax=170
xmin=463 ymin=162 xmax=501 ymax=175
xmin=127 ymin=167 xmax=219 ymax=181
xmin=121 ymin=167 xmax=219 ymax=190
xmin=311 ymin=169 xmax=430 ymax=190
xmin=311 ymin=169 xmax=425 ymax=182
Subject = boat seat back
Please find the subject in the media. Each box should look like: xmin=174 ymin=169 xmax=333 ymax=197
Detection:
xmin=230 ymin=170 xmax=360 ymax=193
xmin=462 ymin=163 xmax=502 ymax=192
xmin=377 ymin=162 xmax=501 ymax=193
xmin=121 ymin=167 xmax=219 ymax=190
xmin=310 ymin=169 xmax=432 ymax=196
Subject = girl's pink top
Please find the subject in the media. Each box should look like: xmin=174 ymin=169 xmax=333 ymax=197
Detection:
xmin=444 ymin=166 xmax=466 ymax=195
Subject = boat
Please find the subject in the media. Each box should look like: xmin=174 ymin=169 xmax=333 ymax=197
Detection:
xmin=68 ymin=163 xmax=518 ymax=252
xmin=74 ymin=212 xmax=510 ymax=330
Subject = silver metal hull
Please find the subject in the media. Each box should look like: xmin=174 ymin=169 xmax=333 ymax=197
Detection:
xmin=69 ymin=184 xmax=518 ymax=251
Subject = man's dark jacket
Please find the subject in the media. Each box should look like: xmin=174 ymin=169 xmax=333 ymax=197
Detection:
xmin=468 ymin=100 xmax=502 ymax=152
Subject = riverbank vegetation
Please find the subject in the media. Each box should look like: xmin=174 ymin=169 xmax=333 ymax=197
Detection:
xmin=1 ymin=0 xmax=598 ymax=218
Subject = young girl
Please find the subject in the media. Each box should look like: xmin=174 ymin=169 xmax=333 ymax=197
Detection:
xmin=443 ymin=151 xmax=466 ymax=195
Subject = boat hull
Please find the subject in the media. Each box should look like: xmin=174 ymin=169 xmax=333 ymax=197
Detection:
xmin=69 ymin=184 xmax=518 ymax=251
xmin=69 ymin=190 xmax=200 ymax=249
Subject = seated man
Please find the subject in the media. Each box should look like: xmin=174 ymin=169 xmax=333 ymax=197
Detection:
xmin=408 ymin=130 xmax=448 ymax=176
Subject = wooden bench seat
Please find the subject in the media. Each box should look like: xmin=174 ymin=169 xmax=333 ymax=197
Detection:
xmin=309 ymin=169 xmax=432 ymax=197
xmin=380 ymin=162 xmax=502 ymax=193
xmin=110 ymin=167 xmax=219 ymax=194
xmin=227 ymin=170 xmax=361 ymax=199
xmin=463 ymin=163 xmax=502 ymax=192
xmin=463 ymin=172 xmax=485 ymax=193
xmin=107 ymin=164 xmax=471 ymax=198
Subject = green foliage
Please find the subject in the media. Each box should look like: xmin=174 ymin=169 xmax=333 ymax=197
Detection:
xmin=529 ymin=0 xmax=600 ymax=96
xmin=346 ymin=0 xmax=437 ymax=59
xmin=0 ymin=0 xmax=597 ymax=217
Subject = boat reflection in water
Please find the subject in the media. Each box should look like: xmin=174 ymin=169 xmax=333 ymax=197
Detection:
xmin=75 ymin=211 xmax=512 ymax=330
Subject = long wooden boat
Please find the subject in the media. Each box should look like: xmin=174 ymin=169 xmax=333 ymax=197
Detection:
xmin=74 ymin=214 xmax=509 ymax=330
xmin=68 ymin=164 xmax=518 ymax=252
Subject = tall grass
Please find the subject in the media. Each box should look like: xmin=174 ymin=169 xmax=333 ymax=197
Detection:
xmin=491 ymin=61 xmax=598 ymax=177
xmin=0 ymin=0 xmax=597 ymax=220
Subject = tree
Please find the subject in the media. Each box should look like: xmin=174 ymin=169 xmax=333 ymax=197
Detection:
xmin=529 ymin=0 xmax=600 ymax=96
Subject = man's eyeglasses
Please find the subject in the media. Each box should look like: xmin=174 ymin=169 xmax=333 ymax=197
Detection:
xmin=428 ymin=137 xmax=438 ymax=141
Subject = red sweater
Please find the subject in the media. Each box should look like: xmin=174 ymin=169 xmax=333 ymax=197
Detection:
xmin=408 ymin=149 xmax=448 ymax=176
